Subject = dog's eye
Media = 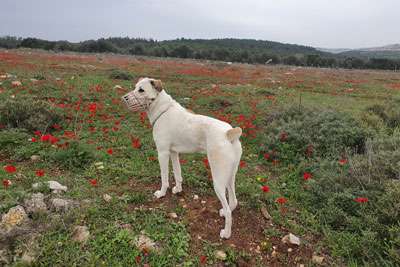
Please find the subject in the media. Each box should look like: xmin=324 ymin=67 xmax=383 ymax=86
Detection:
xmin=138 ymin=88 xmax=144 ymax=93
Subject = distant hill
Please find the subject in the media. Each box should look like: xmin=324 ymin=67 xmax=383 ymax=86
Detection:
xmin=1 ymin=36 xmax=399 ymax=70
xmin=327 ymin=44 xmax=400 ymax=60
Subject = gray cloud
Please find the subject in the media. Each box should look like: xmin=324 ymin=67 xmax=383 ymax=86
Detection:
xmin=1 ymin=0 xmax=399 ymax=48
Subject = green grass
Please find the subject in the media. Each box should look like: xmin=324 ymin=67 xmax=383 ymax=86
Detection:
xmin=1 ymin=49 xmax=400 ymax=266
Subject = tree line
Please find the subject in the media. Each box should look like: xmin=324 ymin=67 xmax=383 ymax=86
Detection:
xmin=1 ymin=36 xmax=399 ymax=70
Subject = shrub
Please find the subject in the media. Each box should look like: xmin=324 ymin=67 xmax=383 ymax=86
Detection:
xmin=45 ymin=141 xmax=95 ymax=169
xmin=259 ymin=106 xmax=366 ymax=163
xmin=0 ymin=97 xmax=63 ymax=133
xmin=367 ymin=103 xmax=400 ymax=129
xmin=109 ymin=69 xmax=133 ymax=80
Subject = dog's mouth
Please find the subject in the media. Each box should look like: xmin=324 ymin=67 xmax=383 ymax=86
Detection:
xmin=121 ymin=91 xmax=148 ymax=112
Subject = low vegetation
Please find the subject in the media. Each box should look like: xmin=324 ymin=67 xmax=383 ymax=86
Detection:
xmin=0 ymin=49 xmax=399 ymax=266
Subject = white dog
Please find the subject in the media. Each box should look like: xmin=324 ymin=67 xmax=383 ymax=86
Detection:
xmin=122 ymin=78 xmax=242 ymax=239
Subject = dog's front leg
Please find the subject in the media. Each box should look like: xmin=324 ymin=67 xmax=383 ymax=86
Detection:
xmin=154 ymin=151 xmax=170 ymax=198
xmin=170 ymin=151 xmax=183 ymax=194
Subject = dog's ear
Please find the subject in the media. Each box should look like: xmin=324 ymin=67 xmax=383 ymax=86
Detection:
xmin=150 ymin=79 xmax=163 ymax=92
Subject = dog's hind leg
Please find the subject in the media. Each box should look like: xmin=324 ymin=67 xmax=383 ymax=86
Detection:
xmin=209 ymin=149 xmax=233 ymax=239
xmin=213 ymin=181 xmax=232 ymax=239
xmin=154 ymin=151 xmax=170 ymax=198
xmin=227 ymin=172 xmax=238 ymax=211
xmin=170 ymin=151 xmax=183 ymax=194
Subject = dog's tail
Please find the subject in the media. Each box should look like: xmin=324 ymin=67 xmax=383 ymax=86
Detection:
xmin=226 ymin=127 xmax=242 ymax=142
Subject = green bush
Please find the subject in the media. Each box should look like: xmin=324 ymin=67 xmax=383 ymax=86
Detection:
xmin=367 ymin=103 xmax=400 ymax=129
xmin=259 ymin=106 xmax=366 ymax=163
xmin=46 ymin=141 xmax=95 ymax=169
xmin=109 ymin=69 xmax=133 ymax=80
xmin=349 ymin=130 xmax=400 ymax=183
xmin=0 ymin=97 xmax=63 ymax=133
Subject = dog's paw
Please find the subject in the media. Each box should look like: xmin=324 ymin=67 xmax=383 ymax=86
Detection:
xmin=220 ymin=229 xmax=231 ymax=239
xmin=219 ymin=208 xmax=225 ymax=217
xmin=172 ymin=185 xmax=182 ymax=194
xmin=154 ymin=190 xmax=166 ymax=199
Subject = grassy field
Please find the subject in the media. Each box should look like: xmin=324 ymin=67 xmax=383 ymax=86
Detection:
xmin=0 ymin=49 xmax=399 ymax=266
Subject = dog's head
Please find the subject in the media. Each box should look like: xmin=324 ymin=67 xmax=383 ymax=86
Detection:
xmin=121 ymin=77 xmax=163 ymax=112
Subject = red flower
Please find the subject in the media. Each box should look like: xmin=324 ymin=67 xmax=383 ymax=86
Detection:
xmin=355 ymin=197 xmax=368 ymax=203
xmin=135 ymin=255 xmax=141 ymax=264
xmin=261 ymin=185 xmax=270 ymax=192
xmin=199 ymin=255 xmax=207 ymax=265
xmin=202 ymin=158 xmax=209 ymax=168
xmin=4 ymin=165 xmax=16 ymax=173
xmin=88 ymin=103 xmax=97 ymax=113
xmin=34 ymin=130 xmax=41 ymax=136
xmin=40 ymin=134 xmax=51 ymax=142
xmin=276 ymin=197 xmax=287 ymax=204
xmin=49 ymin=135 xmax=59 ymax=144
xmin=239 ymin=160 xmax=246 ymax=168
xmin=106 ymin=148 xmax=113 ymax=155
xmin=2 ymin=179 xmax=11 ymax=188
xmin=280 ymin=131 xmax=288 ymax=142
xmin=263 ymin=153 xmax=270 ymax=160
xmin=148 ymin=156 xmax=157 ymax=161
xmin=35 ymin=169 xmax=45 ymax=177
xmin=339 ymin=158 xmax=348 ymax=166
xmin=303 ymin=172 xmax=312 ymax=180
xmin=30 ymin=137 xmax=37 ymax=142
xmin=131 ymin=137 xmax=141 ymax=149
xmin=89 ymin=179 xmax=98 ymax=186
xmin=179 ymin=159 xmax=187 ymax=164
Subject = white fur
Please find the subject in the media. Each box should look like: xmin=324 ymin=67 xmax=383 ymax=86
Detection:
xmin=123 ymin=78 xmax=242 ymax=239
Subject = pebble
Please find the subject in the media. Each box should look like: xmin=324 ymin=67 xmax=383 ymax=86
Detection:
xmin=168 ymin=212 xmax=178 ymax=219
xmin=72 ymin=226 xmax=90 ymax=243
xmin=103 ymin=194 xmax=112 ymax=202
xmin=214 ymin=250 xmax=227 ymax=261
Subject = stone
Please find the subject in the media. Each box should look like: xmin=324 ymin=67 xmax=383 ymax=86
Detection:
xmin=30 ymin=155 xmax=41 ymax=161
xmin=11 ymin=81 xmax=22 ymax=86
xmin=282 ymin=233 xmax=301 ymax=246
xmin=50 ymin=198 xmax=75 ymax=212
xmin=168 ymin=212 xmax=178 ymax=219
xmin=0 ymin=206 xmax=28 ymax=232
xmin=261 ymin=206 xmax=272 ymax=220
xmin=72 ymin=226 xmax=90 ymax=243
xmin=114 ymin=85 xmax=123 ymax=89
xmin=193 ymin=194 xmax=199 ymax=200
xmin=24 ymin=193 xmax=47 ymax=214
xmin=214 ymin=250 xmax=227 ymax=261
xmin=134 ymin=233 xmax=158 ymax=252
xmin=103 ymin=194 xmax=112 ymax=202
xmin=312 ymin=255 xmax=325 ymax=265
xmin=32 ymin=181 xmax=67 ymax=193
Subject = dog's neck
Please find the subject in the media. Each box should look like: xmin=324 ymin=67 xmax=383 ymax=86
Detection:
xmin=147 ymin=90 xmax=175 ymax=126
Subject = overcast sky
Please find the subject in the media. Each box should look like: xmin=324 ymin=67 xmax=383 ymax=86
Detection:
xmin=1 ymin=0 xmax=399 ymax=49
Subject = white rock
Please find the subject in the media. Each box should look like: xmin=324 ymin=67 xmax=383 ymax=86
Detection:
xmin=168 ymin=212 xmax=178 ymax=219
xmin=32 ymin=181 xmax=67 ymax=193
xmin=50 ymin=198 xmax=74 ymax=212
xmin=312 ymin=255 xmax=325 ymax=265
xmin=24 ymin=193 xmax=47 ymax=214
xmin=282 ymin=233 xmax=301 ymax=246
xmin=0 ymin=205 xmax=28 ymax=232
xmin=193 ymin=194 xmax=199 ymax=200
xmin=103 ymin=194 xmax=112 ymax=202
xmin=72 ymin=226 xmax=90 ymax=243
xmin=11 ymin=81 xmax=22 ymax=86
xmin=214 ymin=250 xmax=227 ymax=261
xmin=261 ymin=206 xmax=272 ymax=220
xmin=114 ymin=85 xmax=123 ymax=89
xmin=30 ymin=155 xmax=41 ymax=161
xmin=133 ymin=233 xmax=158 ymax=251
